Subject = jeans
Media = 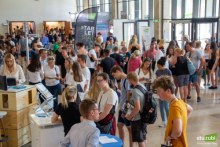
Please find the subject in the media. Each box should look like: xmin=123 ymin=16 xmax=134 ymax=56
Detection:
xmin=47 ymin=83 xmax=61 ymax=110
xmin=159 ymin=99 xmax=169 ymax=122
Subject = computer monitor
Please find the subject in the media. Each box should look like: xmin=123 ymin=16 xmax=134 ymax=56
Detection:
xmin=0 ymin=75 xmax=7 ymax=90
xmin=6 ymin=77 xmax=17 ymax=86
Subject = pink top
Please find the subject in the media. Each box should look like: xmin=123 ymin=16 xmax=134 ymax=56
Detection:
xmin=128 ymin=57 xmax=142 ymax=72
xmin=144 ymin=49 xmax=158 ymax=60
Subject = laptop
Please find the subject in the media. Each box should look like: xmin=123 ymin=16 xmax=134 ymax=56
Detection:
xmin=6 ymin=77 xmax=17 ymax=86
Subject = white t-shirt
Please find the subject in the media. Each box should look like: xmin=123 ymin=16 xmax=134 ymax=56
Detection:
xmin=27 ymin=66 xmax=44 ymax=83
xmin=135 ymin=68 xmax=153 ymax=84
xmin=66 ymin=74 xmax=86 ymax=100
xmin=0 ymin=64 xmax=25 ymax=84
xmin=86 ymin=49 xmax=97 ymax=69
xmin=81 ymin=66 xmax=91 ymax=91
xmin=97 ymin=89 xmax=118 ymax=113
xmin=65 ymin=70 xmax=73 ymax=86
xmin=44 ymin=64 xmax=60 ymax=86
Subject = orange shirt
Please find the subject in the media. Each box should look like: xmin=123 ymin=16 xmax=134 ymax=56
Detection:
xmin=165 ymin=99 xmax=188 ymax=147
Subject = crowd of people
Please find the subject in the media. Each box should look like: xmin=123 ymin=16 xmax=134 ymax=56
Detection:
xmin=0 ymin=30 xmax=219 ymax=147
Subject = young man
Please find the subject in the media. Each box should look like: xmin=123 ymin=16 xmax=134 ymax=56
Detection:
xmin=186 ymin=42 xmax=205 ymax=102
xmin=86 ymin=43 xmax=100 ymax=76
xmin=152 ymin=76 xmax=193 ymax=147
xmin=78 ymin=54 xmax=91 ymax=92
xmin=99 ymin=49 xmax=115 ymax=79
xmin=126 ymin=72 xmax=147 ymax=147
xmin=110 ymin=46 xmax=124 ymax=67
xmin=61 ymin=99 xmax=100 ymax=147
xmin=111 ymin=65 xmax=133 ymax=147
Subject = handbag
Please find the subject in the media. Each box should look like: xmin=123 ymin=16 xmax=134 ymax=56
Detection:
xmin=186 ymin=58 xmax=196 ymax=75
xmin=98 ymin=95 xmax=117 ymax=125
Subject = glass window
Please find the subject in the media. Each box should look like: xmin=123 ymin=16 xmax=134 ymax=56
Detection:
xmin=199 ymin=0 xmax=206 ymax=17
xmin=206 ymin=0 xmax=213 ymax=17
xmin=163 ymin=20 xmax=171 ymax=41
xmin=185 ymin=0 xmax=193 ymax=18
xmin=129 ymin=1 xmax=135 ymax=19
xmin=76 ymin=0 xmax=83 ymax=12
xmin=177 ymin=0 xmax=182 ymax=18
xmin=216 ymin=0 xmax=219 ymax=17
xmin=163 ymin=0 xmax=171 ymax=19
xmin=142 ymin=0 xmax=149 ymax=19
xmin=118 ymin=1 xmax=129 ymax=19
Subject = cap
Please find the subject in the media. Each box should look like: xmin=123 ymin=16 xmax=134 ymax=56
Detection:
xmin=37 ymin=42 xmax=43 ymax=47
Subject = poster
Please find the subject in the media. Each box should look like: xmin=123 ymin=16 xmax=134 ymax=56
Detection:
xmin=96 ymin=12 xmax=110 ymax=42
xmin=75 ymin=7 xmax=98 ymax=50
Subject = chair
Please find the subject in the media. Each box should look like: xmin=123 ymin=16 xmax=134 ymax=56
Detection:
xmin=0 ymin=111 xmax=8 ymax=147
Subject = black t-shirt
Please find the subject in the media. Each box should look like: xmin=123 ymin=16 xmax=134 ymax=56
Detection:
xmin=110 ymin=53 xmax=124 ymax=66
xmin=100 ymin=57 xmax=115 ymax=76
xmin=175 ymin=56 xmax=189 ymax=76
xmin=55 ymin=102 xmax=81 ymax=136
xmin=55 ymin=51 xmax=66 ymax=78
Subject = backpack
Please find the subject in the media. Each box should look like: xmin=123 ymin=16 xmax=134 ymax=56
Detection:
xmin=135 ymin=85 xmax=157 ymax=124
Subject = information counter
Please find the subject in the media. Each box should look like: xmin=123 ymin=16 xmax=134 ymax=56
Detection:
xmin=0 ymin=85 xmax=37 ymax=147
xmin=30 ymin=114 xmax=64 ymax=147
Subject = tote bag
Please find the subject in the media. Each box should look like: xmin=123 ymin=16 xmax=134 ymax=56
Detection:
xmin=187 ymin=58 xmax=196 ymax=75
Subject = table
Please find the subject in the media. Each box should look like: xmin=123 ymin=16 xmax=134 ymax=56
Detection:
xmin=99 ymin=134 xmax=123 ymax=147
xmin=30 ymin=114 xmax=64 ymax=147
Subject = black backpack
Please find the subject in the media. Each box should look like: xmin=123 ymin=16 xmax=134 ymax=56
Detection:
xmin=135 ymin=85 xmax=157 ymax=124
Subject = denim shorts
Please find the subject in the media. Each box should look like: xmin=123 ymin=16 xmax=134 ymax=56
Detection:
xmin=131 ymin=119 xmax=147 ymax=142
xmin=118 ymin=110 xmax=131 ymax=126
xmin=176 ymin=74 xmax=190 ymax=87
xmin=189 ymin=72 xmax=198 ymax=84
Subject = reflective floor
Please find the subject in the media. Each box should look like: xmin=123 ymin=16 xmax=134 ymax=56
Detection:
xmin=121 ymin=85 xmax=220 ymax=147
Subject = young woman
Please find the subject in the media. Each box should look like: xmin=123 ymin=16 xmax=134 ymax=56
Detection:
xmin=51 ymin=85 xmax=81 ymax=136
xmin=84 ymin=77 xmax=101 ymax=102
xmin=203 ymin=43 xmax=211 ymax=86
xmin=167 ymin=46 xmax=178 ymax=95
xmin=27 ymin=53 xmax=44 ymax=85
xmin=128 ymin=35 xmax=140 ymax=54
xmin=44 ymin=56 xmax=61 ymax=109
xmin=135 ymin=57 xmax=153 ymax=88
xmin=155 ymin=57 xmax=172 ymax=127
xmin=72 ymin=61 xmax=86 ymax=100
xmin=128 ymin=50 xmax=142 ymax=73
xmin=208 ymin=41 xmax=219 ymax=89
xmin=64 ymin=57 xmax=73 ymax=87
xmin=0 ymin=53 xmax=25 ymax=84
xmin=170 ymin=48 xmax=189 ymax=102
xmin=96 ymin=73 xmax=118 ymax=134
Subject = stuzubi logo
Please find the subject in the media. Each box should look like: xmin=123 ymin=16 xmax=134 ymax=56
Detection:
xmin=197 ymin=133 xmax=218 ymax=145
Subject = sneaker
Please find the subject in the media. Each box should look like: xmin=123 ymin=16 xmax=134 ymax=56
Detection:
xmin=209 ymin=86 xmax=215 ymax=89
xmin=214 ymin=86 xmax=218 ymax=89
xmin=159 ymin=123 xmax=166 ymax=128
xmin=187 ymin=96 xmax=191 ymax=99
xmin=207 ymin=83 xmax=211 ymax=86
xmin=197 ymin=97 xmax=201 ymax=102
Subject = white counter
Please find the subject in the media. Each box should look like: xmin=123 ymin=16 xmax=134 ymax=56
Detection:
xmin=30 ymin=114 xmax=64 ymax=147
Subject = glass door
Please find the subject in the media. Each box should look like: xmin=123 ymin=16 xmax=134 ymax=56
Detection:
xmin=170 ymin=20 xmax=192 ymax=48
xmin=195 ymin=22 xmax=217 ymax=48
xmin=123 ymin=22 xmax=135 ymax=47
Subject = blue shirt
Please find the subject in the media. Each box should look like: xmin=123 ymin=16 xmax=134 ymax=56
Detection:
xmin=61 ymin=120 xmax=100 ymax=147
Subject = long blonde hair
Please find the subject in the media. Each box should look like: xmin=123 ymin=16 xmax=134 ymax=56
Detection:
xmin=87 ymin=78 xmax=101 ymax=102
xmin=3 ymin=53 xmax=17 ymax=75
xmin=61 ymin=85 xmax=77 ymax=109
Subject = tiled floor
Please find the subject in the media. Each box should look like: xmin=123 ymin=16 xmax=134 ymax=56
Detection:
xmin=22 ymin=85 xmax=220 ymax=147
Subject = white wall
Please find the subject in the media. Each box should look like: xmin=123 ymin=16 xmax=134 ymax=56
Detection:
xmin=0 ymin=0 xmax=76 ymax=34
